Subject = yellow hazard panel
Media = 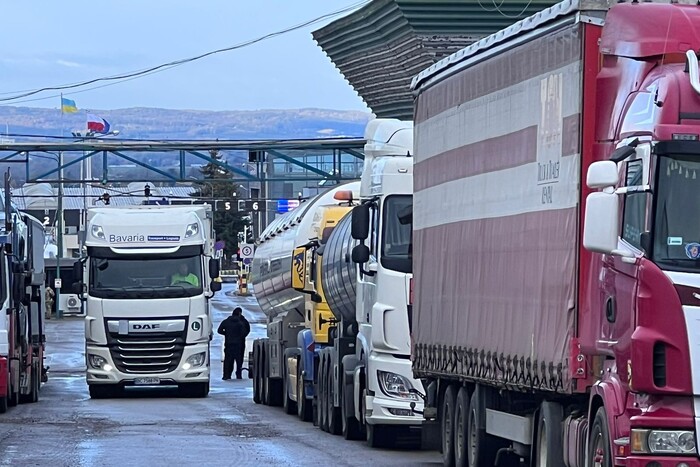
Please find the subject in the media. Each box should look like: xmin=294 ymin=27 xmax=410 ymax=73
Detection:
xmin=291 ymin=247 xmax=306 ymax=291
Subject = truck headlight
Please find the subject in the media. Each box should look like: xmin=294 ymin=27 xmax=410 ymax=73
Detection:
xmin=88 ymin=354 xmax=113 ymax=372
xmin=185 ymin=223 xmax=199 ymax=238
xmin=377 ymin=370 xmax=419 ymax=401
xmin=91 ymin=225 xmax=105 ymax=239
xmin=631 ymin=429 xmax=697 ymax=455
xmin=183 ymin=352 xmax=206 ymax=370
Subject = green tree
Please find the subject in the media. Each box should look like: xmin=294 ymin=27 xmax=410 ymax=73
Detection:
xmin=192 ymin=150 xmax=249 ymax=267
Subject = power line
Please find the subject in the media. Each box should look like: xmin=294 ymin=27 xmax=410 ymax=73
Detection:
xmin=0 ymin=1 xmax=370 ymax=104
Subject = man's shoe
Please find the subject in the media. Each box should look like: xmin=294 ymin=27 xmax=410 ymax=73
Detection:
xmin=222 ymin=377 xmax=231 ymax=380
xmin=236 ymin=374 xmax=242 ymax=380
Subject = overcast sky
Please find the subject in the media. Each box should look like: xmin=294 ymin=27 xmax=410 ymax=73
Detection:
xmin=0 ymin=1 xmax=370 ymax=112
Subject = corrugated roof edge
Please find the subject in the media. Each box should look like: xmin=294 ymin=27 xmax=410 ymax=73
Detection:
xmin=410 ymin=0 xmax=608 ymax=91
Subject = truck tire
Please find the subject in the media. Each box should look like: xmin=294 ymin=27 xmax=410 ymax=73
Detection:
xmin=441 ymin=385 xmax=457 ymax=467
xmin=454 ymin=387 xmax=470 ymax=467
xmin=587 ymin=406 xmax=611 ymax=467
xmin=466 ymin=387 xmax=502 ymax=467
xmin=252 ymin=343 xmax=262 ymax=404
xmin=282 ymin=359 xmax=296 ymax=415
xmin=319 ymin=355 xmax=329 ymax=432
xmin=0 ymin=394 xmax=7 ymax=413
xmin=341 ymin=383 xmax=362 ymax=439
xmin=366 ymin=423 xmax=390 ymax=448
xmin=327 ymin=359 xmax=341 ymax=435
xmin=89 ymin=384 xmax=114 ymax=399
xmin=19 ymin=362 xmax=40 ymax=404
xmin=535 ymin=401 xmax=564 ymax=466
xmin=181 ymin=382 xmax=209 ymax=398
xmin=297 ymin=360 xmax=312 ymax=422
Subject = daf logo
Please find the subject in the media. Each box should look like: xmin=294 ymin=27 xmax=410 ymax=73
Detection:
xmin=133 ymin=323 xmax=160 ymax=330
xmin=192 ymin=322 xmax=201 ymax=331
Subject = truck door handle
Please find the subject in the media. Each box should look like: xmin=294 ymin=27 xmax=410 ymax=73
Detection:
xmin=606 ymin=297 xmax=616 ymax=323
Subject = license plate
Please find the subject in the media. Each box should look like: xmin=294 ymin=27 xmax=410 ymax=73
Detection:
xmin=134 ymin=377 xmax=160 ymax=386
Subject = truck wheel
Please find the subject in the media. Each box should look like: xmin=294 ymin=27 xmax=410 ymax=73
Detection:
xmin=282 ymin=360 xmax=296 ymax=415
xmin=453 ymin=387 xmax=470 ymax=466
xmin=252 ymin=343 xmax=262 ymax=404
xmin=319 ymin=355 xmax=329 ymax=432
xmin=441 ymin=385 xmax=457 ymax=467
xmin=0 ymin=396 xmax=6 ymax=413
xmin=297 ymin=360 xmax=312 ymax=422
xmin=341 ymin=381 xmax=362 ymax=440
xmin=366 ymin=423 xmax=389 ymax=448
xmin=466 ymin=388 xmax=502 ymax=467
xmin=588 ymin=407 xmax=611 ymax=467
xmin=89 ymin=385 xmax=114 ymax=399
xmin=19 ymin=362 xmax=39 ymax=404
xmin=535 ymin=401 xmax=564 ymax=466
xmin=181 ymin=382 xmax=209 ymax=398
xmin=327 ymin=360 xmax=341 ymax=435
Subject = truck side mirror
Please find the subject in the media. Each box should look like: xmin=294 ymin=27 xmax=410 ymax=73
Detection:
xmin=351 ymin=204 xmax=370 ymax=240
xmin=73 ymin=260 xmax=83 ymax=283
xmin=587 ymin=161 xmax=619 ymax=189
xmin=209 ymin=258 xmax=220 ymax=278
xmin=351 ymin=244 xmax=370 ymax=264
xmin=583 ymin=191 xmax=620 ymax=254
xmin=210 ymin=280 xmax=222 ymax=293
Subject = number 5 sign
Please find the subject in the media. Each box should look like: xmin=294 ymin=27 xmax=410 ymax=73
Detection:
xmin=240 ymin=243 xmax=254 ymax=259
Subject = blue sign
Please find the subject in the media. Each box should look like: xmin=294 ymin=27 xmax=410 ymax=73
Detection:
xmin=277 ymin=199 xmax=300 ymax=214
xmin=243 ymin=258 xmax=252 ymax=265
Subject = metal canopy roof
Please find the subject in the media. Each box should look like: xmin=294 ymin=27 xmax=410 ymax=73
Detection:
xmin=313 ymin=0 xmax=561 ymax=119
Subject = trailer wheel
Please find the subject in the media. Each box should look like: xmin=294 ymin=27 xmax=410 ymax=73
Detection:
xmin=441 ymin=385 xmax=457 ymax=466
xmin=327 ymin=359 xmax=341 ymax=435
xmin=467 ymin=387 xmax=502 ymax=467
xmin=454 ymin=387 xmax=470 ymax=466
xmin=297 ymin=359 xmax=312 ymax=422
xmin=535 ymin=401 xmax=564 ymax=466
xmin=20 ymin=361 xmax=40 ymax=404
xmin=282 ymin=358 xmax=296 ymax=415
xmin=588 ymin=407 xmax=611 ymax=467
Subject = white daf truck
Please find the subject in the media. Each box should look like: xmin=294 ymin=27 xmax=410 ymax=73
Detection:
xmin=76 ymin=204 xmax=220 ymax=398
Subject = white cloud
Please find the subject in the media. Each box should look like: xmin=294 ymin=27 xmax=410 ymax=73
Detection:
xmin=56 ymin=59 xmax=83 ymax=68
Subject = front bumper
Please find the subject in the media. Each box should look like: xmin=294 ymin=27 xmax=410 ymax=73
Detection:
xmin=86 ymin=344 xmax=210 ymax=385
xmin=626 ymin=457 xmax=699 ymax=466
xmin=365 ymin=352 xmax=423 ymax=426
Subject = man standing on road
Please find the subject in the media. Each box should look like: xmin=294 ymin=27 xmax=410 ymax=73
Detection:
xmin=217 ymin=307 xmax=250 ymax=380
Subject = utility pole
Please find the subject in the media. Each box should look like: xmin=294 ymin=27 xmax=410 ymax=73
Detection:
xmin=56 ymin=152 xmax=63 ymax=319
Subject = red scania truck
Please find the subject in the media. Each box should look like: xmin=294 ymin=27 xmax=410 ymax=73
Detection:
xmin=410 ymin=0 xmax=700 ymax=465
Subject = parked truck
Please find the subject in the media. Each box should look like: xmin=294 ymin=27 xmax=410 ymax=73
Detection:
xmin=251 ymin=119 xmax=424 ymax=447
xmin=410 ymin=0 xmax=700 ymax=465
xmin=0 ymin=175 xmax=47 ymax=412
xmin=77 ymin=204 xmax=220 ymax=399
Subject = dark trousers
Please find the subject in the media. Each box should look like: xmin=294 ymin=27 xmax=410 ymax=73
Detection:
xmin=223 ymin=342 xmax=245 ymax=379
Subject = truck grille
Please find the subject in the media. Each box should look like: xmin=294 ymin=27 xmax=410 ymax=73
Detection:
xmin=106 ymin=321 xmax=187 ymax=374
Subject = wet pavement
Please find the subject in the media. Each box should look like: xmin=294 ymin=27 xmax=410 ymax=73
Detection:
xmin=0 ymin=283 xmax=440 ymax=466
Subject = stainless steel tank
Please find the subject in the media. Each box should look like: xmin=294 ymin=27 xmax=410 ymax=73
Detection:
xmin=251 ymin=182 xmax=359 ymax=321
xmin=320 ymin=211 xmax=356 ymax=324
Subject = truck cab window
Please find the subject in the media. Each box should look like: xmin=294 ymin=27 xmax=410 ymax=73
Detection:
xmin=621 ymin=159 xmax=648 ymax=250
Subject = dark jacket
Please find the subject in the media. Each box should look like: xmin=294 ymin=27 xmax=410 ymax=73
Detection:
xmin=217 ymin=315 xmax=250 ymax=347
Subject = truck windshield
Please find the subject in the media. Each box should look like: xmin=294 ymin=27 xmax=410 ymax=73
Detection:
xmin=381 ymin=195 xmax=412 ymax=274
xmin=89 ymin=255 xmax=203 ymax=299
xmin=653 ymin=155 xmax=700 ymax=271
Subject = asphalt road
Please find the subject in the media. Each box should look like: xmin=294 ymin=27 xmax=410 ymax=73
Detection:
xmin=0 ymin=283 xmax=440 ymax=466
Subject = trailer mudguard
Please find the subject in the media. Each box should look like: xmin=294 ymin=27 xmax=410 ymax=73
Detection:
xmin=342 ymin=354 xmax=360 ymax=421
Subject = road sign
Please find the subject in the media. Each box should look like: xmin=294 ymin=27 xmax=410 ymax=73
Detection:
xmin=240 ymin=243 xmax=254 ymax=259
xmin=54 ymin=278 xmax=62 ymax=289
xmin=238 ymin=200 xmax=261 ymax=212
xmin=243 ymin=258 xmax=252 ymax=266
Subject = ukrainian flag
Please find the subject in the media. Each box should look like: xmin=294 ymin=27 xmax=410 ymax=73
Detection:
xmin=61 ymin=97 xmax=78 ymax=113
